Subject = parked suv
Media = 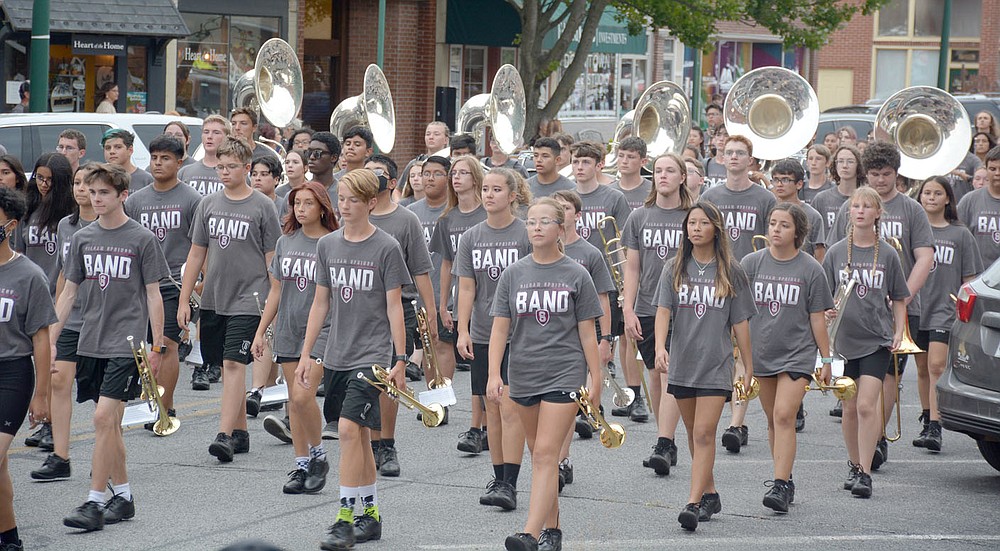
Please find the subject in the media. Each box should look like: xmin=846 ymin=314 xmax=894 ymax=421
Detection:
xmin=0 ymin=113 xmax=203 ymax=171
xmin=937 ymin=259 xmax=1000 ymax=472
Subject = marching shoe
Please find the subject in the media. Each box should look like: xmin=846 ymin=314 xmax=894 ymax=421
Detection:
xmin=537 ymin=528 xmax=562 ymax=551
xmin=282 ymin=469 xmax=307 ymax=494
xmin=103 ymin=494 xmax=135 ymax=524
xmin=231 ymin=429 xmax=250 ymax=454
xmin=263 ymin=415 xmax=293 ymax=444
xmin=31 ymin=453 xmax=71 ymax=480
xmin=678 ymin=503 xmax=699 ymax=531
xmin=304 ymin=457 xmax=329 ymax=493
xmin=320 ymin=520 xmax=355 ymax=551
xmin=208 ymin=433 xmax=234 ymax=462
xmin=63 ymin=501 xmax=104 ymax=531
xmin=505 ymin=532 xmax=538 ymax=551
xmin=698 ymin=492 xmax=721 ymax=521
xmin=24 ymin=423 xmax=51 ymax=447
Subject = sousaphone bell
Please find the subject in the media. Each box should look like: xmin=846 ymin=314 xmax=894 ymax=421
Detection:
xmin=873 ymin=86 xmax=971 ymax=179
xmin=456 ymin=64 xmax=525 ymax=155
xmin=330 ymin=64 xmax=396 ymax=153
xmin=232 ymin=38 xmax=304 ymax=128
xmin=606 ymin=80 xmax=690 ymax=169
xmin=723 ymin=66 xmax=819 ymax=161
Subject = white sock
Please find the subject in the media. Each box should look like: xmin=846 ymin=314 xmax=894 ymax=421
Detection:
xmin=112 ymin=483 xmax=131 ymax=501
xmin=357 ymin=483 xmax=377 ymax=509
xmin=87 ymin=490 xmax=106 ymax=503
xmin=295 ymin=456 xmax=310 ymax=471
xmin=309 ymin=444 xmax=326 ymax=462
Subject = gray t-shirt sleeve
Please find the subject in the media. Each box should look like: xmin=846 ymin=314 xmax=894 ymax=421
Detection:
xmin=0 ymin=257 xmax=58 ymax=359
xmin=129 ymin=168 xmax=155 ymax=192
xmin=918 ymin=225 xmax=984 ymax=331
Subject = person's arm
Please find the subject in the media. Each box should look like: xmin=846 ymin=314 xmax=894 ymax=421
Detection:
xmin=439 ymin=259 xmax=454 ymax=329
xmin=810 ymin=310 xmax=832 ymax=384
xmin=296 ymin=285 xmax=330 ymax=388
xmin=252 ymin=275 xmax=282 ymax=359
xmin=49 ymin=280 xmax=78 ymax=346
xmin=733 ymin=319 xmax=753 ymax=388
xmin=906 ymin=246 xmax=934 ymax=305
xmin=653 ymin=306 xmax=671 ymax=373
xmin=455 ymin=276 xmax=476 ymax=359
xmin=177 ymin=244 xmax=207 ymax=327
xmin=414 ymin=273 xmax=438 ymax=340
xmin=486 ymin=316 xmax=511 ymax=403
xmin=145 ymin=283 xmax=164 ymax=375
xmin=597 ymin=292 xmax=612 ymax=364
xmin=623 ymin=247 xmax=642 ymax=340
xmin=579 ymin=318 xmax=602 ymax=406
xmin=29 ymin=327 xmax=51 ymax=427
xmin=386 ymin=287 xmax=407 ymax=388
xmin=890 ymin=299 xmax=907 ymax=351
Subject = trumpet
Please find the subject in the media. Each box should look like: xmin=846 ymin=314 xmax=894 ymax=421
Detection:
xmin=572 ymin=386 xmax=626 ymax=449
xmin=128 ymin=336 xmax=180 ymax=436
xmin=358 ymin=365 xmax=445 ymax=428
xmin=805 ymin=367 xmax=857 ymax=401
xmin=416 ymin=304 xmax=449 ymax=390
xmin=601 ymin=363 xmax=635 ymax=408
xmin=733 ymin=377 xmax=760 ymax=407
xmin=253 ymin=292 xmax=274 ymax=352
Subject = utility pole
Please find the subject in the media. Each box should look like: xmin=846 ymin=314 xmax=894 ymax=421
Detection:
xmin=937 ymin=0 xmax=952 ymax=90
xmin=28 ymin=0 xmax=50 ymax=112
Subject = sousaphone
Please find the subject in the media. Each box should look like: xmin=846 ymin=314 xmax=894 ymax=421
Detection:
xmin=723 ymin=66 xmax=819 ymax=161
xmin=232 ymin=38 xmax=303 ymax=128
xmin=456 ymin=64 xmax=525 ymax=155
xmin=330 ymin=64 xmax=396 ymax=153
xmin=873 ymin=86 xmax=971 ymax=178
xmin=606 ymin=81 xmax=689 ymax=169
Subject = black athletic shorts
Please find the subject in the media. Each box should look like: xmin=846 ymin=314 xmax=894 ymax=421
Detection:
xmin=511 ymin=390 xmax=576 ymax=407
xmin=151 ymin=283 xmax=184 ymax=344
xmin=75 ymin=356 xmax=141 ymax=404
xmin=757 ymin=370 xmax=812 ymax=382
xmin=200 ymin=310 xmax=259 ymax=365
xmin=471 ymin=343 xmax=509 ymax=395
xmin=275 ymin=354 xmax=322 ymax=365
xmin=844 ymin=348 xmax=892 ymax=382
xmin=606 ymin=291 xmax=625 ymax=337
xmin=437 ymin=315 xmax=456 ymax=344
xmin=402 ymin=298 xmax=417 ymax=355
xmin=55 ymin=328 xmax=80 ymax=363
xmin=667 ymin=384 xmax=732 ymax=400
xmin=327 ymin=367 xmax=382 ymax=430
xmin=926 ymin=330 xmax=949 ymax=344
xmin=636 ymin=316 xmax=671 ymax=370
xmin=0 ymin=356 xmax=34 ymax=435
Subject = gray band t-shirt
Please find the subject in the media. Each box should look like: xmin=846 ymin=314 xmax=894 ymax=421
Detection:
xmin=810 ymin=187 xmax=850 ymax=237
xmin=490 ymin=255 xmax=604 ymax=398
xmin=314 ymin=227 xmax=412 ymax=371
xmin=128 ymin=167 xmax=155 ymax=193
xmin=653 ymin=258 xmax=757 ymax=391
xmin=700 ymin=183 xmax=777 ymax=260
xmin=269 ymin=229 xmax=330 ymax=358
xmin=125 ymin=182 xmax=203 ymax=279
xmin=0 ymin=255 xmax=58 ymax=360
xmin=56 ymin=215 xmax=93 ymax=332
xmin=741 ymin=250 xmax=833 ymax=376
xmin=527 ymin=174 xmax=575 ymax=199
xmin=576 ymin=185 xmax=632 ymax=261
xmin=610 ymin=179 xmax=652 ymax=211
xmin=702 ymin=158 xmax=727 ymax=190
xmin=800 ymin=202 xmax=827 ymax=257
xmin=919 ymin=224 xmax=982 ymax=332
xmin=564 ymin=239 xmax=616 ymax=294
xmin=64 ymin=219 xmax=169 ymax=358
xmin=956 ymin=187 xmax=1000 ymax=268
xmin=371 ymin=205 xmax=433 ymax=301
xmin=179 ymin=162 xmax=225 ymax=197
xmin=429 ymin=205 xmax=487 ymax=310
xmin=17 ymin=211 xmax=59 ymax=297
xmin=622 ymin=205 xmax=687 ymax=317
xmin=406 ymin=198 xmax=447 ymax=307
xmin=454 ymin=218 xmax=532 ymax=344
xmin=801 ymin=180 xmax=833 ymax=205
xmin=190 ymin=190 xmax=281 ymax=316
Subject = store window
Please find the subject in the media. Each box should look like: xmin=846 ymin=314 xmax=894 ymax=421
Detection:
xmin=877 ymin=0 xmax=982 ymax=38
xmin=462 ymin=46 xmax=487 ymax=103
xmin=557 ymin=52 xmax=616 ymax=118
xmin=873 ymin=49 xmax=939 ymax=99
xmin=619 ymin=58 xmax=647 ymax=112
xmin=127 ymin=46 xmax=148 ymax=113
xmin=48 ymin=46 xmax=115 ymax=113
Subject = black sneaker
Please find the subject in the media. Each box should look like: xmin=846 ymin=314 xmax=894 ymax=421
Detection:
xmin=38 ymin=428 xmax=54 ymax=451
xmin=103 ymin=494 xmax=135 ymax=524
xmin=492 ymin=480 xmax=517 ymax=510
xmin=844 ymin=461 xmax=861 ymax=490
xmin=24 ymin=422 xmax=51 ymax=447
xmin=405 ymin=361 xmax=422 ymax=381
xmin=739 ymin=425 xmax=749 ymax=445
xmin=380 ymin=445 xmax=401 ymax=477
xmin=63 ymin=500 xmax=104 ymax=531
xmin=537 ymin=528 xmax=562 ymax=551
xmin=304 ymin=456 xmax=329 ymax=493
xmin=762 ymin=480 xmax=790 ymax=513
xmin=206 ymin=363 xmax=222 ymax=383
xmin=851 ymin=471 xmax=872 ymax=498
xmin=177 ymin=339 xmax=192 ymax=362
xmin=795 ymin=404 xmax=806 ymax=433
xmin=231 ymin=429 xmax=250 ymax=454
xmin=322 ymin=421 xmax=339 ymax=440
xmin=0 ymin=538 xmax=23 ymax=550
xmin=145 ymin=409 xmax=176 ymax=432
xmin=697 ymin=492 xmax=721 ymax=521
xmin=457 ymin=429 xmax=483 ymax=454
xmin=871 ymin=437 xmax=888 ymax=471
xmin=559 ymin=461 xmax=573 ymax=484
xmin=648 ymin=442 xmax=671 ymax=476
xmin=925 ymin=422 xmax=942 ymax=452
xmin=373 ymin=444 xmax=385 ymax=470
xmin=209 ymin=432 xmax=234 ymax=462
xmin=505 ymin=532 xmax=538 ymax=551
xmin=283 ymin=469 xmax=307 ymax=494
xmin=246 ymin=389 xmax=263 ymax=418
xmin=678 ymin=503 xmax=699 ymax=531
xmin=912 ymin=412 xmax=930 ymax=448
xmin=263 ymin=415 xmax=293 ymax=444
xmin=630 ymin=397 xmax=649 ymax=423
xmin=787 ymin=477 xmax=796 ymax=504
xmin=31 ymin=453 xmax=71 ymax=480
xmin=353 ymin=507 xmax=382 ymax=542
xmin=830 ymin=400 xmax=843 ymax=418
xmin=479 ymin=478 xmax=500 ymax=506
xmin=722 ymin=426 xmax=743 ymax=453
xmin=574 ymin=416 xmax=593 ymax=439
xmin=456 ymin=362 xmax=471 ymax=372
xmin=321 ymin=519 xmax=355 ymax=551
xmin=191 ymin=365 xmax=210 ymax=391
xmin=667 ymin=439 xmax=679 ymax=467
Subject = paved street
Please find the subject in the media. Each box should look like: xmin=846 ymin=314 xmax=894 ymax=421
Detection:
xmin=7 ymin=358 xmax=1000 ymax=551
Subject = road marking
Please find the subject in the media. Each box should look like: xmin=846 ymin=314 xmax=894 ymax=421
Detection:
xmin=418 ymin=534 xmax=1000 ymax=549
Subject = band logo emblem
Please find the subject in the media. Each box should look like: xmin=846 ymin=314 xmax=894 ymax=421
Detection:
xmin=219 ymin=234 xmax=231 ymax=249
xmin=535 ymin=309 xmax=550 ymax=326
xmin=488 ymin=266 xmax=501 ymax=281
xmin=930 ymin=260 xmax=938 ymax=273
xmin=341 ymin=286 xmax=354 ymax=303
xmin=296 ymin=276 xmax=308 ymax=292
xmin=768 ymin=300 xmax=780 ymax=317
xmin=993 ymin=230 xmax=1000 ymax=244
xmin=694 ymin=303 xmax=707 ymax=319
xmin=155 ymin=227 xmax=167 ymax=242
xmin=580 ymin=227 xmax=591 ymax=240
xmin=44 ymin=241 xmax=57 ymax=255
xmin=98 ymin=273 xmax=111 ymax=290
xmin=856 ymin=284 xmax=868 ymax=299
xmin=728 ymin=227 xmax=740 ymax=241
xmin=657 ymin=245 xmax=668 ymax=260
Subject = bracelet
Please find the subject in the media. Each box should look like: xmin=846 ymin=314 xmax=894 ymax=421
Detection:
xmin=600 ymin=335 xmax=614 ymax=343
xmin=821 ymin=357 xmax=835 ymax=364
xmin=392 ymin=354 xmax=409 ymax=364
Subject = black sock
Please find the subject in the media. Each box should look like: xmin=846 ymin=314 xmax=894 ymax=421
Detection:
xmin=371 ymin=440 xmax=381 ymax=453
xmin=0 ymin=527 xmax=18 ymax=545
xmin=503 ymin=463 xmax=521 ymax=487
xmin=929 ymin=420 xmax=941 ymax=428
xmin=382 ymin=438 xmax=395 ymax=448
xmin=657 ymin=436 xmax=673 ymax=448
xmin=773 ymin=478 xmax=787 ymax=484
xmin=922 ymin=409 xmax=930 ymax=422
xmin=493 ymin=464 xmax=504 ymax=481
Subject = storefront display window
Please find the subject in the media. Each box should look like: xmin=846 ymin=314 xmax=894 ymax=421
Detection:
xmin=557 ymin=52 xmax=616 ymax=118
xmin=47 ymin=45 xmax=115 ymax=113
xmin=127 ymin=46 xmax=148 ymax=113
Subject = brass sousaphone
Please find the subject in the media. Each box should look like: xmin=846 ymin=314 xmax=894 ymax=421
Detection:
xmin=873 ymin=86 xmax=972 ymax=179
xmin=723 ymin=66 xmax=819 ymax=162
xmin=605 ymin=81 xmax=690 ymax=169
xmin=456 ymin=64 xmax=526 ymax=155
xmin=232 ymin=38 xmax=304 ymax=152
xmin=330 ymin=64 xmax=396 ymax=153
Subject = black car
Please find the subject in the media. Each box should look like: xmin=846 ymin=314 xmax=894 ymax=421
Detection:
xmin=937 ymin=259 xmax=1000 ymax=471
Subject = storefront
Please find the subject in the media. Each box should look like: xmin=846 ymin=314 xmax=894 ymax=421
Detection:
xmin=0 ymin=0 xmax=188 ymax=113
xmin=172 ymin=0 xmax=288 ymax=119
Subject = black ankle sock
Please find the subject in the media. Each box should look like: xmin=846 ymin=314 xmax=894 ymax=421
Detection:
xmin=922 ymin=409 xmax=930 ymax=421
xmin=503 ymin=463 xmax=521 ymax=487
xmin=0 ymin=527 xmax=18 ymax=544
xmin=371 ymin=440 xmax=381 ymax=452
xmin=929 ymin=420 xmax=941 ymax=428
xmin=493 ymin=464 xmax=504 ymax=480
xmin=382 ymin=438 xmax=395 ymax=448
xmin=657 ymin=436 xmax=673 ymax=448
xmin=470 ymin=426 xmax=481 ymax=434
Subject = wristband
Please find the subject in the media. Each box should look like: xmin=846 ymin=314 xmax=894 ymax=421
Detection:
xmin=821 ymin=357 xmax=834 ymax=364
xmin=392 ymin=354 xmax=409 ymax=364
xmin=600 ymin=335 xmax=615 ymax=343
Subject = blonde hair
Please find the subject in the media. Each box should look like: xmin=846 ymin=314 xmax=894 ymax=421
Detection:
xmin=527 ymin=197 xmax=566 ymax=253
xmin=339 ymin=168 xmax=380 ymax=204
xmin=444 ymin=155 xmax=484 ymax=214
xmin=645 ymin=153 xmax=695 ymax=209
xmin=486 ymin=167 xmax=533 ymax=215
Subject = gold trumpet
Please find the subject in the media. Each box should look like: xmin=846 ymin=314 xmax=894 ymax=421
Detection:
xmin=733 ymin=377 xmax=760 ymax=407
xmin=416 ymin=304 xmax=449 ymax=390
xmin=752 ymin=235 xmax=770 ymax=251
xmin=128 ymin=336 xmax=180 ymax=436
xmin=572 ymin=386 xmax=625 ymax=449
xmin=601 ymin=363 xmax=635 ymax=408
xmin=358 ymin=365 xmax=445 ymax=428
xmin=805 ymin=367 xmax=857 ymax=401
xmin=253 ymin=292 xmax=275 ymax=352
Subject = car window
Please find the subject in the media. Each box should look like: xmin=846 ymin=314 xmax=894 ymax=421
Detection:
xmin=0 ymin=126 xmax=24 ymax=165
xmin=133 ymin=123 xmax=203 ymax=157
xmin=815 ymin=120 xmax=875 ymax=145
xmin=36 ymin=124 xmax=110 ymax=164
xmin=983 ymin=258 xmax=1000 ymax=290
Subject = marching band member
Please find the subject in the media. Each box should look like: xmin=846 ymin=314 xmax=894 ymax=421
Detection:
xmin=297 ymin=169 xmax=412 ymax=550
xmin=700 ymin=135 xmax=775 ymax=454
xmin=652 ymin=200 xmax=756 ymax=530
xmin=253 ymin=181 xmax=337 ymax=494
xmin=397 ymin=161 xmax=423 ymax=207
xmin=491 ymin=197 xmax=604 ymax=551
xmin=16 ymin=152 xmax=74 ymax=298
xmin=527 ymin=138 xmax=575 ymax=198
xmin=684 ymin=158 xmax=705 ymax=198
xmin=178 ymin=137 xmax=281 ymax=463
xmin=957 ymin=146 xmax=1000 ymax=269
xmin=0 ymin=187 xmax=56 ymax=550
xmin=55 ymin=164 xmax=168 ymax=530
xmin=622 ymin=153 xmax=693 ymax=474
xmin=812 ymin=145 xmax=864 ymax=238
xmin=609 ymin=137 xmax=653 ymax=211
xmin=913 ymin=177 xmax=982 ymax=451
xmin=179 ymin=114 xmax=232 ymax=197
xmin=802 ymin=144 xmax=834 ymax=204
xmin=742 ymin=203 xmax=833 ymax=512
xmin=125 ymin=136 xmax=203 ymax=430
xmin=30 ymin=164 xmax=97 ymax=481
xmin=366 ymin=155 xmax=437 ymax=478
xmin=455 ymin=167 xmax=533 ymax=510
xmin=822 ymin=187 xmax=909 ymax=498
xmin=768 ymin=159 xmax=827 ymax=261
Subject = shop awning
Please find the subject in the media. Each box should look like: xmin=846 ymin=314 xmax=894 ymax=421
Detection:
xmin=446 ymin=0 xmax=520 ymax=48
xmin=1 ymin=0 xmax=189 ymax=37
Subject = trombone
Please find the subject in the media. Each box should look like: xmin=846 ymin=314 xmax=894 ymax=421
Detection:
xmin=415 ymin=304 xmax=450 ymax=390
xmin=358 ymin=365 xmax=445 ymax=428
xmin=733 ymin=377 xmax=760 ymax=407
xmin=601 ymin=363 xmax=634 ymax=408
xmin=571 ymin=386 xmax=625 ymax=449
xmin=752 ymin=235 xmax=770 ymax=252
xmin=805 ymin=367 xmax=857 ymax=401
xmin=883 ymin=237 xmax=924 ymax=442
xmin=253 ymin=292 xmax=275 ymax=353
xmin=128 ymin=336 xmax=180 ymax=436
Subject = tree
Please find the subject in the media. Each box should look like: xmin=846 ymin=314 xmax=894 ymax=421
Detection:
xmin=508 ymin=0 xmax=890 ymax=142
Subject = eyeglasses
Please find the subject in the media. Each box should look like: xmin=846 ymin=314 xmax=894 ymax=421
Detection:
xmin=525 ymin=218 xmax=559 ymax=228
xmin=451 ymin=170 xmax=472 ymax=177
xmin=723 ymin=150 xmax=749 ymax=158
xmin=215 ymin=163 xmax=244 ymax=173
xmin=773 ymin=177 xmax=798 ymax=185
xmin=34 ymin=174 xmax=52 ymax=184
xmin=307 ymin=149 xmax=331 ymax=159
xmin=421 ymin=171 xmax=447 ymax=179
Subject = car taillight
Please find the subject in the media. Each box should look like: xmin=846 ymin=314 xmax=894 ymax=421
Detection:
xmin=956 ymin=283 xmax=976 ymax=323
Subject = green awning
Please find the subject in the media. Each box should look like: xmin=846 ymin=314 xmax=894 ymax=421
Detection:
xmin=446 ymin=0 xmax=520 ymax=48
xmin=542 ymin=7 xmax=646 ymax=55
